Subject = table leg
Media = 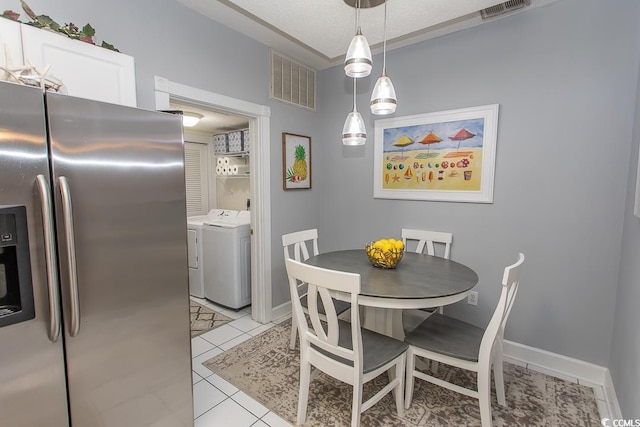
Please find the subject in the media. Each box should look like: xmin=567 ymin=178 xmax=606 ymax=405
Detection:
xmin=362 ymin=307 xmax=405 ymax=341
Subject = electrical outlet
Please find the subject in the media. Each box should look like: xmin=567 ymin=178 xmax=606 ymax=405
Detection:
xmin=467 ymin=291 xmax=478 ymax=306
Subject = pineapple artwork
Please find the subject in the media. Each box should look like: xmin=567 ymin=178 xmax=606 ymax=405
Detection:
xmin=283 ymin=133 xmax=312 ymax=190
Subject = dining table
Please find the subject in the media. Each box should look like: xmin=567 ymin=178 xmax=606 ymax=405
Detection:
xmin=304 ymin=249 xmax=479 ymax=340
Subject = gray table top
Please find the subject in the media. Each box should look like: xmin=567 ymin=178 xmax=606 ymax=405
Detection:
xmin=305 ymin=249 xmax=478 ymax=300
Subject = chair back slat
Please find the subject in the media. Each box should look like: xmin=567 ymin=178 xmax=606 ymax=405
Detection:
xmin=285 ymin=258 xmax=361 ymax=363
xmin=479 ymin=253 xmax=525 ymax=361
xmin=402 ymin=228 xmax=453 ymax=259
xmin=282 ymin=229 xmax=319 ymax=262
xmin=307 ymin=285 xmax=340 ymax=345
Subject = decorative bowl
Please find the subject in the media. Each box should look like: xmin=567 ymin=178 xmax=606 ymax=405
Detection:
xmin=365 ymin=242 xmax=404 ymax=269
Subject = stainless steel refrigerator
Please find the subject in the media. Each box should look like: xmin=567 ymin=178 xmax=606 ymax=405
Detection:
xmin=0 ymin=81 xmax=194 ymax=426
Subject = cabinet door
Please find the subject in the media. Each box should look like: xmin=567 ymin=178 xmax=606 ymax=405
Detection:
xmin=20 ymin=24 xmax=136 ymax=106
xmin=0 ymin=18 xmax=24 ymax=70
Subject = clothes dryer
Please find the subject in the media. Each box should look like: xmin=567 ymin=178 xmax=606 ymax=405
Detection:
xmin=186 ymin=209 xmax=232 ymax=297
xmin=186 ymin=215 xmax=207 ymax=298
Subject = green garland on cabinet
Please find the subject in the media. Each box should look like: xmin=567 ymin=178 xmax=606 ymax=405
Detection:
xmin=1 ymin=1 xmax=119 ymax=52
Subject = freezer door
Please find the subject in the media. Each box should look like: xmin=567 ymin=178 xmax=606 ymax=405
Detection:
xmin=46 ymin=93 xmax=194 ymax=426
xmin=0 ymin=82 xmax=69 ymax=426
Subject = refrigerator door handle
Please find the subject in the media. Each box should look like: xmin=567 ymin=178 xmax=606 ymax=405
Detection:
xmin=36 ymin=174 xmax=61 ymax=342
xmin=58 ymin=176 xmax=81 ymax=337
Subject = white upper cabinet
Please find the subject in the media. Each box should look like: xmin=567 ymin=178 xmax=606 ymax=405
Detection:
xmin=0 ymin=20 xmax=136 ymax=107
xmin=0 ymin=18 xmax=23 ymax=69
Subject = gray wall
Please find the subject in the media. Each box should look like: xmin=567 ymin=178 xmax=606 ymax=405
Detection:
xmin=610 ymin=31 xmax=640 ymax=417
xmin=317 ymin=0 xmax=639 ymax=367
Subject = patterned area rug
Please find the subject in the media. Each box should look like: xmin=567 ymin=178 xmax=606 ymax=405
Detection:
xmin=204 ymin=320 xmax=601 ymax=426
xmin=190 ymin=300 xmax=232 ymax=337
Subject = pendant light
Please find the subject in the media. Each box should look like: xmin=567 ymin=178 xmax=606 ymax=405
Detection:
xmin=342 ymin=77 xmax=366 ymax=145
xmin=370 ymin=0 xmax=396 ymax=115
xmin=344 ymin=0 xmax=372 ymax=78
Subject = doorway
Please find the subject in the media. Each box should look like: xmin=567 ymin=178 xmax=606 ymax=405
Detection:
xmin=154 ymin=76 xmax=272 ymax=323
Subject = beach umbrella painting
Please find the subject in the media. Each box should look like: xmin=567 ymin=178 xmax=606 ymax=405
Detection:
xmin=418 ymin=131 xmax=442 ymax=157
xmin=393 ymin=135 xmax=415 ymax=160
xmin=449 ymin=128 xmax=476 ymax=151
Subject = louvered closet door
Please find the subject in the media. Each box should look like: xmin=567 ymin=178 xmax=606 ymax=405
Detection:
xmin=184 ymin=141 xmax=210 ymax=216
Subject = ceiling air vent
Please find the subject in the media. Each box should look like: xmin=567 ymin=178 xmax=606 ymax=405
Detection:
xmin=480 ymin=0 xmax=531 ymax=19
xmin=271 ymin=51 xmax=316 ymax=111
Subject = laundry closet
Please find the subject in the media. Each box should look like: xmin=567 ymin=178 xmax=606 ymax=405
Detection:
xmin=181 ymin=106 xmax=252 ymax=310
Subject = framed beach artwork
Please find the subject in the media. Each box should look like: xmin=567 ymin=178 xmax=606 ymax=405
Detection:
xmin=282 ymin=132 xmax=312 ymax=190
xmin=373 ymin=104 xmax=499 ymax=203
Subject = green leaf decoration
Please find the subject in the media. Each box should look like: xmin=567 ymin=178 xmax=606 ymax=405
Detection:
xmin=286 ymin=167 xmax=295 ymax=182
xmin=12 ymin=1 xmax=118 ymax=52
xmin=101 ymin=41 xmax=119 ymax=52
xmin=81 ymin=23 xmax=95 ymax=37
xmin=37 ymin=15 xmax=60 ymax=31
xmin=20 ymin=0 xmax=37 ymax=21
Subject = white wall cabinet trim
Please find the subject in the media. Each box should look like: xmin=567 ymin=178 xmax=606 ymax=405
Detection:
xmin=18 ymin=24 xmax=136 ymax=107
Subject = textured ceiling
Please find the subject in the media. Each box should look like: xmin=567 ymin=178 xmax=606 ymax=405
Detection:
xmin=177 ymin=0 xmax=556 ymax=70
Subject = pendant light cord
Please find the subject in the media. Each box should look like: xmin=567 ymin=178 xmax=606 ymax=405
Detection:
xmin=382 ymin=0 xmax=387 ymax=74
xmin=353 ymin=77 xmax=357 ymax=112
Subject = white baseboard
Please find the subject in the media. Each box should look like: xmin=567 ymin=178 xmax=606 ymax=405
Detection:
xmin=503 ymin=340 xmax=621 ymax=419
xmin=603 ymin=369 xmax=624 ymax=419
xmin=503 ymin=340 xmax=606 ymax=383
xmin=271 ymin=301 xmax=292 ymax=323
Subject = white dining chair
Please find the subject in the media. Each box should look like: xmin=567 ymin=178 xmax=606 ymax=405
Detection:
xmin=282 ymin=229 xmax=350 ymax=350
xmin=285 ymin=258 xmax=408 ymax=427
xmin=402 ymin=228 xmax=453 ymax=318
xmin=404 ymin=253 xmax=525 ymax=427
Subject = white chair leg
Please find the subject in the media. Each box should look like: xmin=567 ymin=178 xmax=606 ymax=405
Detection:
xmin=477 ymin=366 xmax=493 ymax=427
xmin=394 ymin=355 xmax=406 ymax=417
xmin=351 ymin=383 xmax=363 ymax=427
xmin=297 ymin=354 xmax=311 ymax=425
xmin=431 ymin=360 xmax=439 ymax=373
xmin=494 ymin=356 xmax=506 ymax=406
xmin=404 ymin=349 xmax=416 ymax=409
xmin=289 ymin=313 xmax=298 ymax=350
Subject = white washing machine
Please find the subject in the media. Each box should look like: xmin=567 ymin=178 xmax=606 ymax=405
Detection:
xmin=202 ymin=210 xmax=251 ymax=309
xmin=186 ymin=209 xmax=232 ymax=298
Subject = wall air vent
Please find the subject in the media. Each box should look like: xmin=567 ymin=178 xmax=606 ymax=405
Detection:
xmin=480 ymin=0 xmax=531 ymax=19
xmin=271 ymin=51 xmax=316 ymax=111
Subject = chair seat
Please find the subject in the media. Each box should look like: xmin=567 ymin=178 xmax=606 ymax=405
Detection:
xmin=314 ymin=320 xmax=408 ymax=374
xmin=300 ymin=294 xmax=351 ymax=316
xmin=404 ymin=313 xmax=484 ymax=362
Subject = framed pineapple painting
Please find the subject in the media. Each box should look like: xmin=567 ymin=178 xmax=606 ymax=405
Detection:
xmin=282 ymin=133 xmax=312 ymax=190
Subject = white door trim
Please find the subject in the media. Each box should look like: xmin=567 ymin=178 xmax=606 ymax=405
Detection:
xmin=154 ymin=76 xmax=272 ymax=323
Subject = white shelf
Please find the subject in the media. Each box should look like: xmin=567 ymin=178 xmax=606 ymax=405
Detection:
xmin=216 ymin=151 xmax=249 ymax=157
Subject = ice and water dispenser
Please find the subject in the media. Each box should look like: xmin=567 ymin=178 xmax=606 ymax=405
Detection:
xmin=0 ymin=206 xmax=35 ymax=327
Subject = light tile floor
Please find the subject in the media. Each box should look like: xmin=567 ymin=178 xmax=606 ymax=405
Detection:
xmin=190 ymin=297 xmax=293 ymax=427
xmin=190 ymin=297 xmax=610 ymax=426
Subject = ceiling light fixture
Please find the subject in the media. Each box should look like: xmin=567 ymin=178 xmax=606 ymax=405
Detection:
xmin=182 ymin=111 xmax=203 ymax=127
xmin=342 ymin=77 xmax=367 ymax=145
xmin=344 ymin=0 xmax=372 ymax=78
xmin=370 ymin=0 xmax=397 ymax=115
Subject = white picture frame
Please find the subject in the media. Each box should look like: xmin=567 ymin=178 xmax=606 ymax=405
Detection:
xmin=374 ymin=104 xmax=499 ymax=203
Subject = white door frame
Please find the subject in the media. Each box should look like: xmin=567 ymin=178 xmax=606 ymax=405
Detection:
xmin=154 ymin=76 xmax=272 ymax=323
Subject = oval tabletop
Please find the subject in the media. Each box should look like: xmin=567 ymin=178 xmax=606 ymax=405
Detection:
xmin=305 ymin=249 xmax=478 ymax=300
